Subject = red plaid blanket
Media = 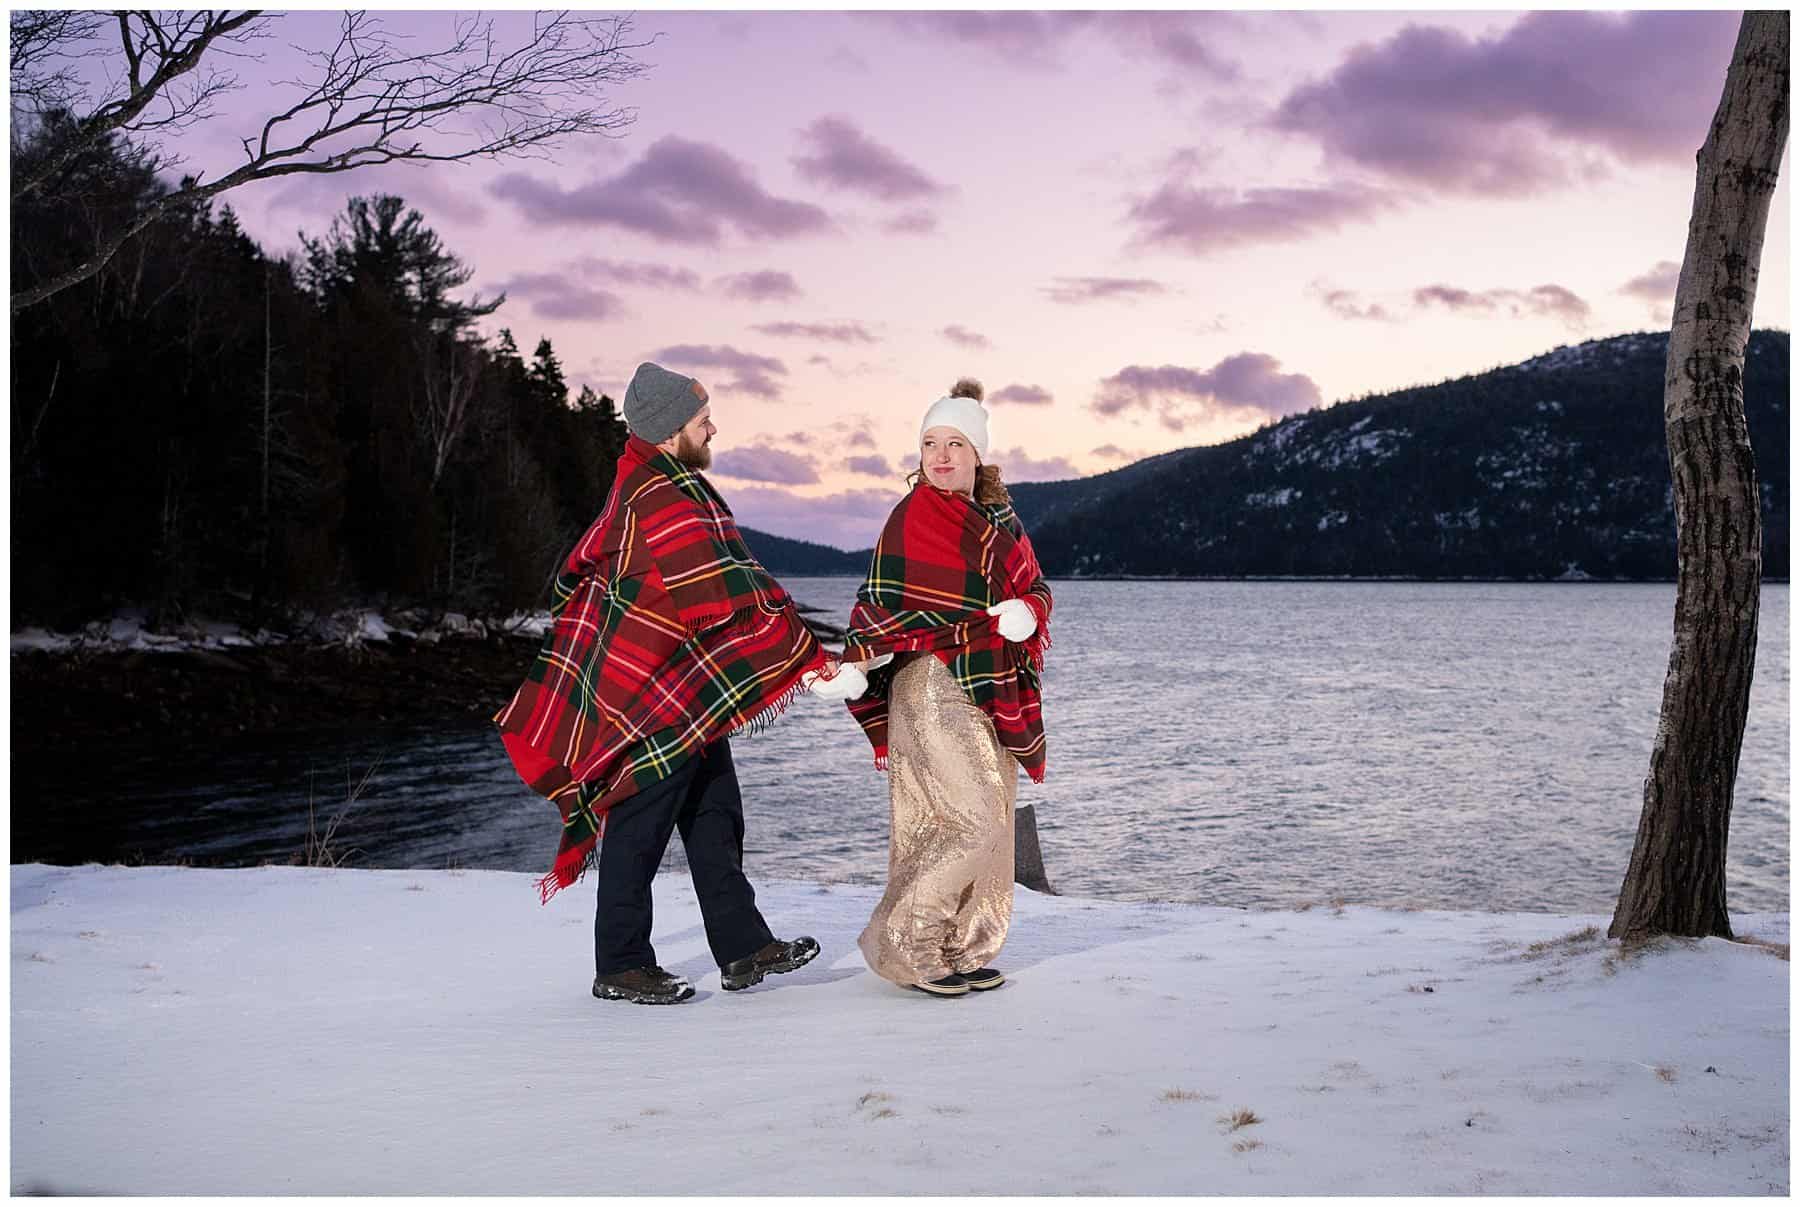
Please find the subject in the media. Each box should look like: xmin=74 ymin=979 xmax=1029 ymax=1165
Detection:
xmin=495 ymin=435 xmax=824 ymax=900
xmin=842 ymin=481 xmax=1052 ymax=782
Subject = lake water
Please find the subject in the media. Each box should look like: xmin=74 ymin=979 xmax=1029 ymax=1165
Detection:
xmin=26 ymin=581 xmax=1789 ymax=914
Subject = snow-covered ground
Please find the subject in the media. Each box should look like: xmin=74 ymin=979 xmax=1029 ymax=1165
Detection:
xmin=10 ymin=864 xmax=1788 ymax=1195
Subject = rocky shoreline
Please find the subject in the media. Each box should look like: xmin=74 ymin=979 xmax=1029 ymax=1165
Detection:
xmin=11 ymin=610 xmax=848 ymax=758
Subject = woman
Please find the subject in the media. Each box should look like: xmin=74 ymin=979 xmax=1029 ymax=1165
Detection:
xmin=817 ymin=378 xmax=1052 ymax=997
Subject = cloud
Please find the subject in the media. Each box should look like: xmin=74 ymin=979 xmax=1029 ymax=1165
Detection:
xmin=571 ymin=258 xmax=702 ymax=291
xmin=721 ymin=485 xmax=902 ymax=550
xmin=489 ymin=135 xmax=833 ymax=245
xmin=717 ymin=270 xmax=803 ymax=302
xmin=942 ymin=325 xmax=991 ymax=350
xmin=489 ymin=272 xmax=623 ymax=321
xmin=1619 ymin=260 xmax=1680 ymax=319
xmin=1413 ymin=283 xmax=1591 ymax=327
xmin=265 ymin=164 xmax=490 ymax=226
xmin=872 ymin=11 xmax=1240 ymax=81
xmin=990 ymin=384 xmax=1054 ymax=406
xmin=1042 ymin=276 xmax=1169 ymax=305
xmin=1093 ymin=353 xmax=1322 ymax=432
xmin=847 ymin=454 xmax=895 ymax=477
xmin=989 ymin=446 xmax=1080 ymax=482
xmin=1126 ymin=179 xmax=1396 ymax=254
xmin=793 ymin=116 xmax=946 ymax=202
xmin=883 ymin=209 xmax=940 ymax=236
xmin=710 ymin=444 xmax=820 ymax=486
xmin=1311 ymin=282 xmax=1395 ymax=322
xmin=872 ymin=12 xmax=1094 ymax=68
xmin=1269 ymin=12 xmax=1742 ymax=197
xmin=1092 ymin=443 xmax=1152 ymax=463
xmin=751 ymin=321 xmax=880 ymax=345
xmin=847 ymin=429 xmax=878 ymax=451
xmin=651 ymin=344 xmax=788 ymax=400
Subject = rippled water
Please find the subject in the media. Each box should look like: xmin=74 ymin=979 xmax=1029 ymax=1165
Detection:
xmin=28 ymin=581 xmax=1789 ymax=914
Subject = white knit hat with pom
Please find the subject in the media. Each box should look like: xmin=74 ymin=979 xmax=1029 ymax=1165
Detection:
xmin=918 ymin=391 xmax=989 ymax=460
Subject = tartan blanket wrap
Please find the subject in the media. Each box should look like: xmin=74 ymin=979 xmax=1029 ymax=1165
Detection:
xmin=842 ymin=481 xmax=1052 ymax=783
xmin=494 ymin=435 xmax=824 ymax=901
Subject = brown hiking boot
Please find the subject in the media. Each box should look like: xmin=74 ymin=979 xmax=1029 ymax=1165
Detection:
xmin=719 ymin=936 xmax=820 ymax=991
xmin=593 ymin=965 xmax=696 ymax=1005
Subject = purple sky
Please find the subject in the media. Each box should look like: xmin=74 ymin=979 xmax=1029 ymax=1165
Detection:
xmin=157 ymin=9 xmax=1789 ymax=549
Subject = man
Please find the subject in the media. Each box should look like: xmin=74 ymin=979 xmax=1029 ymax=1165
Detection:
xmin=496 ymin=361 xmax=832 ymax=1005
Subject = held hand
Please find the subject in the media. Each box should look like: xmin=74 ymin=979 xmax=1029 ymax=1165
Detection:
xmin=984 ymin=597 xmax=1037 ymax=643
xmin=805 ymin=663 xmax=868 ymax=701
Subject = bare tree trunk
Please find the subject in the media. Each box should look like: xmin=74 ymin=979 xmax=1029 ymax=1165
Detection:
xmin=1014 ymin=803 xmax=1056 ymax=894
xmin=1610 ymin=12 xmax=1787 ymax=944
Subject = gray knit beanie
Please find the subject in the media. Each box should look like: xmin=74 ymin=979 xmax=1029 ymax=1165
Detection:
xmin=623 ymin=361 xmax=707 ymax=443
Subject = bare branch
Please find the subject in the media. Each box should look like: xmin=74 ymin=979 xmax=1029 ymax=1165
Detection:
xmin=13 ymin=10 xmax=654 ymax=311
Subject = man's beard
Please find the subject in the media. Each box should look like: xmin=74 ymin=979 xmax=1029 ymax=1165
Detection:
xmin=674 ymin=430 xmax=711 ymax=469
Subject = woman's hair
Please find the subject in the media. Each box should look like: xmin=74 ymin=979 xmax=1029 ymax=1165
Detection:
xmin=907 ymin=377 xmax=1011 ymax=506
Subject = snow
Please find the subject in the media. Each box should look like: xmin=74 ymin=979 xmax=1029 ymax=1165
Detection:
xmin=8 ymin=607 xmax=544 ymax=655
xmin=11 ymin=864 xmax=1788 ymax=1195
xmin=1245 ymin=487 xmax=1299 ymax=508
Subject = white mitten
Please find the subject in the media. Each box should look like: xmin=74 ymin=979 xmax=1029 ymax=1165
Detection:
xmin=805 ymin=664 xmax=868 ymax=701
xmin=985 ymin=597 xmax=1037 ymax=643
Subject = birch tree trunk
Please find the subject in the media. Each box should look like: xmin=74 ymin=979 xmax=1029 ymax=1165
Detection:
xmin=1609 ymin=12 xmax=1788 ymax=943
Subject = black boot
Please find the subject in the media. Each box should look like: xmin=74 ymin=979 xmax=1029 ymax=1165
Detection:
xmin=593 ymin=965 xmax=696 ymax=1005
xmin=910 ymin=973 xmax=970 ymax=997
xmin=720 ymin=936 xmax=821 ymax=991
xmin=959 ymin=968 xmax=1006 ymax=991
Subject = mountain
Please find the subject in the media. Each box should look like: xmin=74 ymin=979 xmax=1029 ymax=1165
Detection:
xmin=1009 ymin=330 xmax=1788 ymax=581
xmin=739 ymin=526 xmax=867 ymax=576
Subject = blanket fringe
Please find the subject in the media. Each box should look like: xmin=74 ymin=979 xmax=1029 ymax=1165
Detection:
xmin=537 ymin=843 xmax=597 ymax=904
xmin=733 ymin=673 xmax=809 ymax=739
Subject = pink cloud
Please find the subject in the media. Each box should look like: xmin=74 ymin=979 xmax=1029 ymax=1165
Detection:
xmin=1311 ymin=282 xmax=1395 ymax=322
xmin=942 ymin=325 xmax=991 ymax=350
xmin=1043 ymin=276 xmax=1169 ymax=305
xmin=751 ymin=321 xmax=880 ymax=345
xmin=989 ymin=446 xmax=1079 ymax=482
xmin=717 ymin=270 xmax=803 ymax=302
xmin=1092 ymin=443 xmax=1151 ymax=462
xmin=572 ymin=258 xmax=702 ymax=291
xmin=793 ymin=116 xmax=946 ymax=202
xmin=492 ymin=272 xmax=625 ymax=321
xmin=1413 ymin=283 xmax=1591 ymax=327
xmin=489 ymin=135 xmax=833 ymax=245
xmin=710 ymin=444 xmax=821 ymax=486
xmin=1619 ymin=260 xmax=1680 ymax=319
xmin=651 ymin=344 xmax=788 ymax=400
xmin=1270 ymin=12 xmax=1742 ymax=197
xmin=1127 ymin=179 xmax=1395 ymax=254
xmin=990 ymin=384 xmax=1053 ymax=406
xmin=1093 ymin=353 xmax=1322 ymax=432
xmin=872 ymin=12 xmax=1240 ymax=81
xmin=264 ymin=166 xmax=491 ymax=226
xmin=847 ymin=454 xmax=894 ymax=477
xmin=883 ymin=210 xmax=940 ymax=236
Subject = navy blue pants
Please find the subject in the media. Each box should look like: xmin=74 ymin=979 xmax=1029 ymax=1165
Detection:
xmin=593 ymin=739 xmax=775 ymax=976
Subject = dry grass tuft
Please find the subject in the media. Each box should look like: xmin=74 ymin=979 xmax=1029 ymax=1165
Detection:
xmin=1735 ymin=934 xmax=1791 ymax=961
xmin=1219 ymin=1107 xmax=1262 ymax=1132
xmin=1524 ymin=926 xmax=1602 ymax=958
xmin=1233 ymin=1138 xmax=1265 ymax=1153
xmin=1655 ymin=1065 xmax=1678 ymax=1083
xmin=1161 ymin=1088 xmax=1212 ymax=1103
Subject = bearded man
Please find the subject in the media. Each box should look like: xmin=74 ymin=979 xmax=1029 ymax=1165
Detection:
xmin=496 ymin=361 xmax=829 ymax=1005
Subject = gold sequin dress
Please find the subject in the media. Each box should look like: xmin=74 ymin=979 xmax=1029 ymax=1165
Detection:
xmin=857 ymin=651 xmax=1017 ymax=985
